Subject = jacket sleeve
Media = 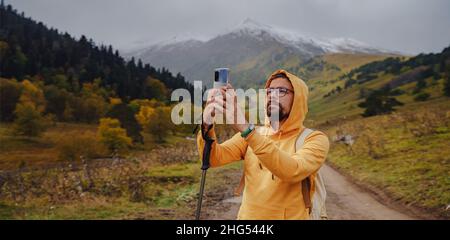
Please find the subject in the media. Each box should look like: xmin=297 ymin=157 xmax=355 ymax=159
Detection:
xmin=244 ymin=129 xmax=329 ymax=182
xmin=197 ymin=126 xmax=248 ymax=167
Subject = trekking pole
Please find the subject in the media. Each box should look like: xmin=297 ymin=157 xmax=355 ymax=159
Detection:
xmin=195 ymin=136 xmax=214 ymax=220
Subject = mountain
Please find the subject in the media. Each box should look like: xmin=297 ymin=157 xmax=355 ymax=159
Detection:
xmin=126 ymin=18 xmax=397 ymax=88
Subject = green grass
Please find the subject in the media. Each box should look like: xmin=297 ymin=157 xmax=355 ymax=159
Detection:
xmin=322 ymin=53 xmax=398 ymax=73
xmin=323 ymin=106 xmax=450 ymax=218
xmin=308 ymin=70 xmax=448 ymax=126
xmin=0 ymin=122 xmax=99 ymax=169
xmin=0 ymin=197 xmax=154 ymax=220
xmin=148 ymin=162 xmax=200 ymax=178
xmin=0 ymin=120 xmax=193 ymax=170
xmin=0 ymin=162 xmax=196 ymax=219
xmin=309 ymin=66 xmax=450 ymax=218
xmin=0 ymin=155 xmax=243 ymax=219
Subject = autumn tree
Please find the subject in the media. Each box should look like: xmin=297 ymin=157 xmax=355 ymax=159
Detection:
xmin=106 ymin=103 xmax=143 ymax=143
xmin=13 ymin=80 xmax=48 ymax=136
xmin=0 ymin=78 xmax=22 ymax=121
xmin=97 ymin=117 xmax=132 ymax=153
xmin=143 ymin=77 xmax=168 ymax=101
xmin=136 ymin=105 xmax=173 ymax=142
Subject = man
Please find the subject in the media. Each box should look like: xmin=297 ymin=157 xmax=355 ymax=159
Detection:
xmin=197 ymin=69 xmax=330 ymax=220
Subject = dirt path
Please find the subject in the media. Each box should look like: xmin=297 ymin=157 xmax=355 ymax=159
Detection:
xmin=205 ymin=164 xmax=417 ymax=220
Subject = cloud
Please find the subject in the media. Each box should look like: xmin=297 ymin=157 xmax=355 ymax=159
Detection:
xmin=9 ymin=0 xmax=450 ymax=54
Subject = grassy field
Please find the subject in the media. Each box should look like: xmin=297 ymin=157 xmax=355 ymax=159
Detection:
xmin=0 ymin=126 xmax=242 ymax=219
xmin=0 ymin=121 xmax=192 ymax=170
xmin=0 ymin=123 xmax=97 ymax=170
xmin=308 ymin=73 xmax=447 ymax=125
xmin=321 ymin=53 xmax=403 ymax=73
xmin=301 ymin=52 xmax=450 ymax=218
xmin=0 ymin=119 xmax=244 ymax=219
xmin=318 ymin=100 xmax=450 ymax=218
xmin=0 ymin=161 xmax=240 ymax=219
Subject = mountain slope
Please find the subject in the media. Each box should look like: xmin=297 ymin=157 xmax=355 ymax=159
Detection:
xmin=307 ymin=46 xmax=450 ymax=124
xmin=0 ymin=4 xmax=193 ymax=100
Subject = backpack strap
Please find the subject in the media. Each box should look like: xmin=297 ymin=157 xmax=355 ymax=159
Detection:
xmin=296 ymin=128 xmax=314 ymax=213
xmin=301 ymin=177 xmax=312 ymax=212
xmin=296 ymin=128 xmax=314 ymax=150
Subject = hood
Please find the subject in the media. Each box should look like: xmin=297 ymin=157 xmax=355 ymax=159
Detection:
xmin=263 ymin=69 xmax=309 ymax=134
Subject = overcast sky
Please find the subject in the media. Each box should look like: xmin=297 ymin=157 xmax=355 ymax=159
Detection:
xmin=8 ymin=0 xmax=450 ymax=55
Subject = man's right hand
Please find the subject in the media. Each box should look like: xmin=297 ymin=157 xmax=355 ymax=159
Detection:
xmin=202 ymin=86 xmax=228 ymax=128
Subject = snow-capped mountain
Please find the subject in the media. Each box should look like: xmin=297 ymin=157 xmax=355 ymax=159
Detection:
xmin=126 ymin=34 xmax=206 ymax=59
xmin=125 ymin=18 xmax=396 ymax=87
xmin=225 ymin=18 xmax=390 ymax=55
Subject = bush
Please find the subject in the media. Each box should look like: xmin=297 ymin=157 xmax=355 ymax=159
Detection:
xmin=13 ymin=103 xmax=48 ymax=137
xmin=0 ymin=78 xmax=22 ymax=121
xmin=12 ymin=80 xmax=48 ymax=136
xmin=57 ymin=133 xmax=107 ymax=162
xmin=97 ymin=118 xmax=132 ymax=153
xmin=105 ymin=103 xmax=143 ymax=144
xmin=144 ymin=77 xmax=168 ymax=101
xmin=136 ymin=105 xmax=174 ymax=142
xmin=414 ymin=92 xmax=430 ymax=102
xmin=43 ymin=85 xmax=72 ymax=121
xmin=358 ymin=85 xmax=403 ymax=117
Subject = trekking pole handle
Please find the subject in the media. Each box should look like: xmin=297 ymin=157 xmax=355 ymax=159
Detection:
xmin=201 ymin=138 xmax=214 ymax=170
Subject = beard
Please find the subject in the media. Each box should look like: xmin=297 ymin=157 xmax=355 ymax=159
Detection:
xmin=267 ymin=102 xmax=289 ymax=122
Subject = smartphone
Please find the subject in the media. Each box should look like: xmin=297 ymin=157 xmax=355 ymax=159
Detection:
xmin=214 ymin=68 xmax=229 ymax=88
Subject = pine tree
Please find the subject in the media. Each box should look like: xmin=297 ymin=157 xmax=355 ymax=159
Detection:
xmin=358 ymin=85 xmax=403 ymax=117
xmin=444 ymin=73 xmax=450 ymax=97
xmin=413 ymin=78 xmax=427 ymax=94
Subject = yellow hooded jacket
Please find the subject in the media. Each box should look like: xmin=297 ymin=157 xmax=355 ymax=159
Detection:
xmin=197 ymin=69 xmax=330 ymax=220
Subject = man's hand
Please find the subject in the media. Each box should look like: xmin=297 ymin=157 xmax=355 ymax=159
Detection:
xmin=202 ymin=84 xmax=248 ymax=133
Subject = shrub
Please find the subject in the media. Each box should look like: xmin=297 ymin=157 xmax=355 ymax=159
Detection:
xmin=136 ymin=106 xmax=173 ymax=142
xmin=358 ymin=85 xmax=403 ymax=117
xmin=414 ymin=92 xmax=430 ymax=102
xmin=97 ymin=118 xmax=132 ymax=153
xmin=57 ymin=133 xmax=107 ymax=162
xmin=13 ymin=103 xmax=48 ymax=137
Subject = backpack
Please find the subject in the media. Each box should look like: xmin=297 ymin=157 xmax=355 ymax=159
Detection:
xmin=296 ymin=128 xmax=328 ymax=220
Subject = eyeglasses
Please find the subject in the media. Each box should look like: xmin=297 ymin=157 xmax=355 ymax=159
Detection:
xmin=266 ymin=87 xmax=294 ymax=97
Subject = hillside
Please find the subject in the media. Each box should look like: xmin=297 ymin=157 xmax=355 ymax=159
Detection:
xmin=306 ymin=46 xmax=450 ymax=124
xmin=0 ymin=4 xmax=193 ymax=101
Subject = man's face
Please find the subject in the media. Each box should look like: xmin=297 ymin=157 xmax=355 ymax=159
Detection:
xmin=266 ymin=77 xmax=294 ymax=122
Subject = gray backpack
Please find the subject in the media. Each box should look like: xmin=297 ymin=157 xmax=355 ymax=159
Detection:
xmin=296 ymin=128 xmax=328 ymax=220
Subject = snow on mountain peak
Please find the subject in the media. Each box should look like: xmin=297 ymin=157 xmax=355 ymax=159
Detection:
xmin=128 ymin=18 xmax=393 ymax=57
xmin=238 ymin=18 xmax=273 ymax=31
xmin=229 ymin=18 xmax=312 ymax=45
xmin=228 ymin=18 xmax=389 ymax=54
